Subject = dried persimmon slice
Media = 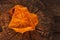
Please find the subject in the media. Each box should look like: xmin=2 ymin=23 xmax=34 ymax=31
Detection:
xmin=8 ymin=5 xmax=38 ymax=34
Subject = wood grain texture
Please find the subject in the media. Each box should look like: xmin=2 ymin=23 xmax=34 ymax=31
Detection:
xmin=0 ymin=0 xmax=54 ymax=40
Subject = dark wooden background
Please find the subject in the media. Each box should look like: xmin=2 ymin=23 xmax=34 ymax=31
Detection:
xmin=0 ymin=0 xmax=60 ymax=40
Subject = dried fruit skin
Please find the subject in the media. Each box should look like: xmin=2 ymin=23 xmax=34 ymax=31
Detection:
xmin=8 ymin=5 xmax=38 ymax=33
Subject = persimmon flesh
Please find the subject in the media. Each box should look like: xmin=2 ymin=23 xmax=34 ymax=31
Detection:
xmin=8 ymin=5 xmax=38 ymax=33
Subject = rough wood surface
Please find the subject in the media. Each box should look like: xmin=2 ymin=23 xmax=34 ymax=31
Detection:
xmin=0 ymin=0 xmax=54 ymax=40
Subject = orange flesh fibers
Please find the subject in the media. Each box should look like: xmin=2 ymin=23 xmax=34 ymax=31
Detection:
xmin=8 ymin=5 xmax=38 ymax=34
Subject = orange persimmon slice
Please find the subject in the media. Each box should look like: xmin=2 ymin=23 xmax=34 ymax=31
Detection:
xmin=8 ymin=5 xmax=38 ymax=33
